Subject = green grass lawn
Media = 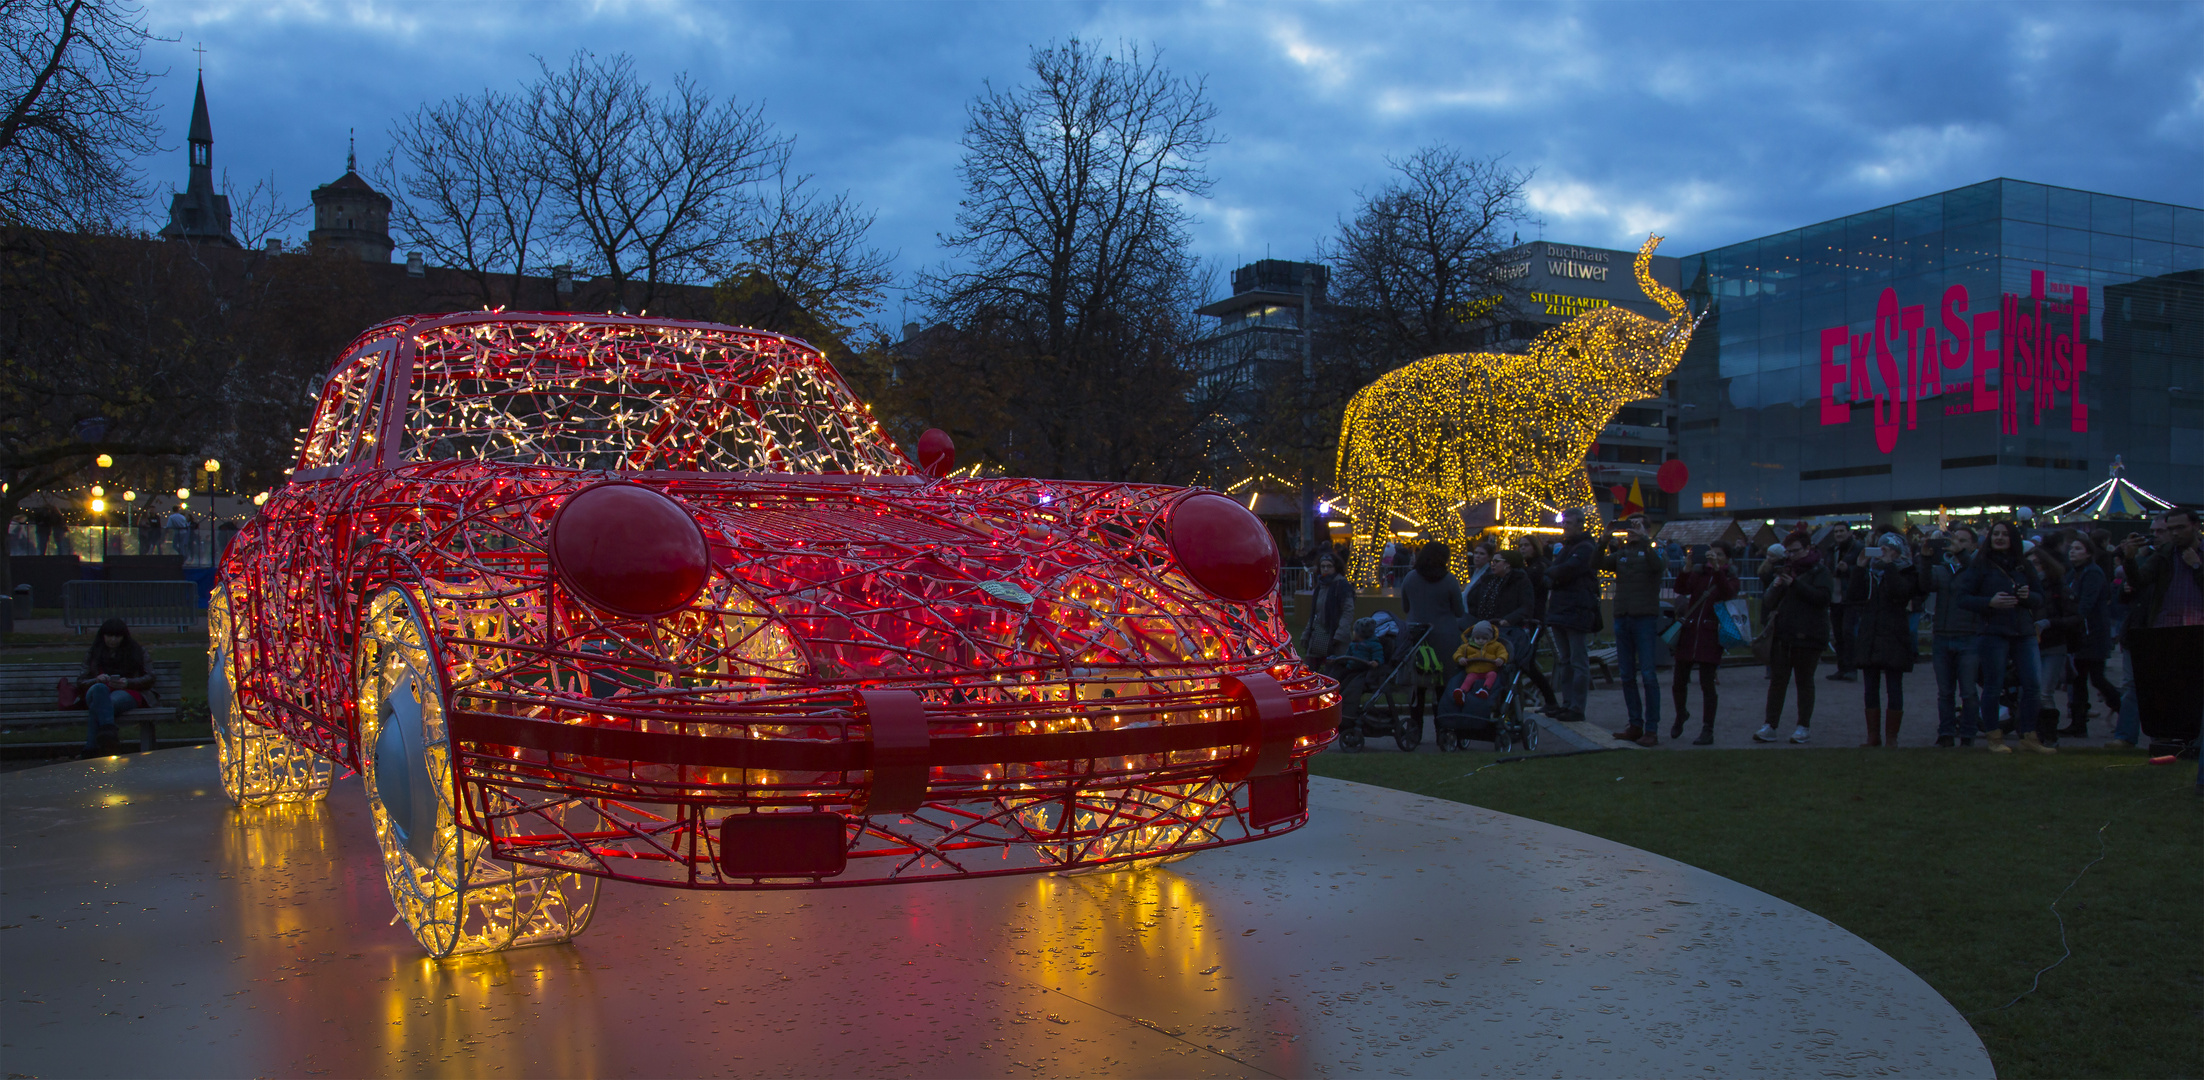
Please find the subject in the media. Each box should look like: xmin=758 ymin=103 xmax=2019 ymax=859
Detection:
xmin=1309 ymin=747 xmax=2204 ymax=1080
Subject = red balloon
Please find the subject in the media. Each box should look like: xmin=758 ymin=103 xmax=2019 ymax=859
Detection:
xmin=916 ymin=428 xmax=955 ymax=478
xmin=1657 ymin=459 xmax=1690 ymax=495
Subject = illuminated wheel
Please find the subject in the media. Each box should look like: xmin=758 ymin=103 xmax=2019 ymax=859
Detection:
xmin=1021 ymin=782 xmax=1215 ymax=876
xmin=357 ymin=588 xmax=597 ymax=958
xmin=209 ymin=587 xmax=333 ymax=804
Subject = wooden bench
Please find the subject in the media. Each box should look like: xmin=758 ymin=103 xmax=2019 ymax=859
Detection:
xmin=1587 ymin=644 xmax=1619 ymax=686
xmin=0 ymin=661 xmax=186 ymax=753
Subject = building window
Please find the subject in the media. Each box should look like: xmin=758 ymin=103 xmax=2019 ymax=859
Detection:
xmin=1701 ymin=491 xmax=1727 ymax=509
xmin=1799 ymin=463 xmax=1893 ymax=481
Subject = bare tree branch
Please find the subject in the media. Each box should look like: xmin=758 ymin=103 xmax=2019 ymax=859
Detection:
xmin=1320 ymin=146 xmax=1534 ymax=367
xmin=912 ymin=39 xmax=1219 ymax=481
xmin=221 ymin=169 xmax=305 ymax=250
xmin=0 ymin=0 xmax=167 ymax=229
xmin=725 ymin=164 xmax=895 ymax=335
xmin=523 ymin=51 xmax=788 ymax=313
xmin=377 ymin=89 xmax=550 ymax=308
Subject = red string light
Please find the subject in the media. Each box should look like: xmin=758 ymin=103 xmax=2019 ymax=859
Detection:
xmin=219 ymin=312 xmax=1337 ymax=901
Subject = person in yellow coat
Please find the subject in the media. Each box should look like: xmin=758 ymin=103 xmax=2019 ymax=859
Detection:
xmin=1452 ymin=621 xmax=1511 ymax=704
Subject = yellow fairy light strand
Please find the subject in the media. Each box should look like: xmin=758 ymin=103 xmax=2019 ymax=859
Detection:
xmin=1335 ymin=235 xmax=1705 ymax=585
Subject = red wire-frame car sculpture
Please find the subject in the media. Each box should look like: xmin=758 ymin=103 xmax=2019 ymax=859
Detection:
xmin=208 ymin=311 xmax=1339 ymax=956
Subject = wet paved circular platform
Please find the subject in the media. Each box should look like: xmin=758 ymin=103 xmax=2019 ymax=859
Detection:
xmin=1 ymin=749 xmax=1988 ymax=1078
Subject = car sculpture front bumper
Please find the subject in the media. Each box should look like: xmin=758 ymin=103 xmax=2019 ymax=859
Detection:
xmin=446 ymin=668 xmax=1337 ymax=888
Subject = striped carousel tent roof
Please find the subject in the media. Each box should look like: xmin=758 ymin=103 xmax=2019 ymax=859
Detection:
xmin=2042 ymin=474 xmax=2175 ymax=522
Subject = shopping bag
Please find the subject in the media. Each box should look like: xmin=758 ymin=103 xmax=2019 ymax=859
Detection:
xmin=1716 ymin=599 xmax=1751 ymax=648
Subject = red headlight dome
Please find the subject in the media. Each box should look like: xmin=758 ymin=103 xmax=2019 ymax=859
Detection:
xmin=1168 ymin=493 xmax=1280 ymax=602
xmin=549 ymin=483 xmax=710 ymax=618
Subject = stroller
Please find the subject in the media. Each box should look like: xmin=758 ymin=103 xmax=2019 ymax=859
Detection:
xmin=1432 ymin=625 xmax=1545 ymax=754
xmin=1333 ymin=617 xmax=1439 ymax=753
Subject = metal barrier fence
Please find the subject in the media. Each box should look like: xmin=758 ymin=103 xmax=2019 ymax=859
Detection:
xmin=63 ymin=580 xmax=203 ymax=633
xmin=1281 ymin=567 xmax=1768 ymax=599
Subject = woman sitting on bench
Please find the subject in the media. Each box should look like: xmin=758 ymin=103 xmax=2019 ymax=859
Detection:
xmin=79 ymin=618 xmax=156 ymax=758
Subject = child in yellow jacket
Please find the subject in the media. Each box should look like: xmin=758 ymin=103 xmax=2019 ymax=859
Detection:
xmin=1452 ymin=621 xmax=1511 ymax=703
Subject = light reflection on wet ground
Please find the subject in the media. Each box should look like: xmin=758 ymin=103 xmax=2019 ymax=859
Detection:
xmin=2 ymin=748 xmax=1988 ymax=1078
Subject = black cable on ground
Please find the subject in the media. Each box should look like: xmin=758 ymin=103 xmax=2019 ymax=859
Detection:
xmin=1967 ymin=769 xmax=2188 ymax=1018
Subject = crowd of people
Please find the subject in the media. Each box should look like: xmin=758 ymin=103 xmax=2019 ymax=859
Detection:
xmin=1301 ymin=506 xmax=2204 ymax=752
xmin=7 ymin=504 xmax=231 ymax=561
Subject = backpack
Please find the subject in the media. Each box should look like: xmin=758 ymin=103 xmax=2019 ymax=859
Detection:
xmin=1412 ymin=643 xmax=1446 ymax=687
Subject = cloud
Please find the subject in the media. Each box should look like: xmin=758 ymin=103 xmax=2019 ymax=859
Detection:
xmin=1850 ymin=124 xmax=2000 ymax=189
xmin=132 ymin=0 xmax=2204 ymax=305
xmin=1526 ymin=176 xmax=1733 ymax=250
xmin=1267 ymin=18 xmax=1356 ymax=87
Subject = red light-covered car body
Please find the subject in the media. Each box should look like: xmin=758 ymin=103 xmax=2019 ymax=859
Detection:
xmin=214 ymin=312 xmax=1337 ymax=894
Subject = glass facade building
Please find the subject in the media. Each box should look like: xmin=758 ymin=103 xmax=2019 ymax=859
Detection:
xmin=1673 ymin=179 xmax=2204 ymax=520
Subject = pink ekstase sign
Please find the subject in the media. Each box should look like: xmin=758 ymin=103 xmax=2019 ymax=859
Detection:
xmin=1819 ymin=269 xmax=2088 ymax=453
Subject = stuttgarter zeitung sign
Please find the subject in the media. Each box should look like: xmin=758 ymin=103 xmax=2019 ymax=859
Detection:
xmin=1819 ymin=269 xmax=2089 ymax=453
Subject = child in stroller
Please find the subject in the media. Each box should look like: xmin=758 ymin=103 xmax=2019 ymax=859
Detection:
xmin=1452 ymin=621 xmax=1509 ymax=704
xmin=1331 ymin=616 xmax=1434 ymax=753
xmin=1433 ymin=624 xmax=1545 ymax=753
xmin=1327 ymin=618 xmax=1388 ymax=704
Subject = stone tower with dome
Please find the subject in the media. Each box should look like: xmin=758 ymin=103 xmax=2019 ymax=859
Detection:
xmin=307 ymin=135 xmax=394 ymax=263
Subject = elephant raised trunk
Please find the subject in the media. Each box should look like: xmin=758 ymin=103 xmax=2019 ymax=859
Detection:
xmin=1333 ymin=235 xmax=1706 ymax=586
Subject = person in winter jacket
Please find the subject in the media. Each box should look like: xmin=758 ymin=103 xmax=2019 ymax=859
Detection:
xmin=1485 ymin=548 xmax=1559 ymax=713
xmin=1302 ymin=553 xmax=1356 ymax=665
xmin=1602 ymin=512 xmax=1669 ymax=745
xmin=1846 ymin=533 xmax=1921 ymax=746
xmin=1465 ymin=544 xmax=1534 ymax=627
xmin=1669 ymin=544 xmax=1739 ymax=745
xmin=1399 ymin=541 xmax=1468 ymax=741
xmin=1924 ymin=527 xmax=1984 ymax=745
xmin=1820 ymin=522 xmax=1864 ymax=682
xmin=2060 ymin=535 xmax=2121 ymax=738
xmin=1758 ymin=532 xmax=1833 ymax=743
xmin=1956 ymin=521 xmax=2049 ymax=753
xmin=78 ymin=618 xmax=156 ymax=757
xmin=1543 ymin=519 xmax=1602 ymax=724
xmin=2027 ymin=543 xmax=2082 ymax=747
xmin=2127 ymin=507 xmax=2204 ymax=627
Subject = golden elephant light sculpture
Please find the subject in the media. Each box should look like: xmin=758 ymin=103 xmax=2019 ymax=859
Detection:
xmin=1335 ymin=235 xmax=1706 ymax=586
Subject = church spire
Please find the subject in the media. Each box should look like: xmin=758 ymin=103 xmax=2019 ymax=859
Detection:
xmin=161 ymin=70 xmax=238 ymax=247
xmin=187 ymin=74 xmax=212 ymax=167
xmin=347 ymin=128 xmax=356 ymax=174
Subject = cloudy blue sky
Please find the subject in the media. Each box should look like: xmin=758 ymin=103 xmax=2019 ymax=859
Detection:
xmin=136 ymin=0 xmax=2203 ymax=321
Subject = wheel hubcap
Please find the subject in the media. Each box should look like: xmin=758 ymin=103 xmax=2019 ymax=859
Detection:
xmin=375 ymin=671 xmax=437 ymax=866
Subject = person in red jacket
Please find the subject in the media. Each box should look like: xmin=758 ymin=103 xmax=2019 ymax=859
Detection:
xmin=1669 ymin=544 xmax=1740 ymax=745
